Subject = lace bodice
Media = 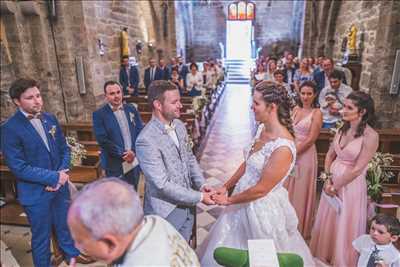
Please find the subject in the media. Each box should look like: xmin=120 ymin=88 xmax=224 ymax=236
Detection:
xmin=234 ymin=125 xmax=297 ymax=194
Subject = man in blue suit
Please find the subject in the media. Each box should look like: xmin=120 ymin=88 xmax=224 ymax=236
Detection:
xmin=119 ymin=55 xmax=140 ymax=96
xmin=313 ymin=57 xmax=347 ymax=93
xmin=158 ymin=58 xmax=170 ymax=80
xmin=177 ymin=56 xmax=189 ymax=87
xmin=1 ymin=78 xmax=81 ymax=267
xmin=92 ymin=81 xmax=144 ymax=189
xmin=144 ymin=58 xmax=163 ymax=91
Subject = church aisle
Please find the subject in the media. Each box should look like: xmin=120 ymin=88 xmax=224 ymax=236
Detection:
xmin=196 ymin=83 xmax=255 ymax=246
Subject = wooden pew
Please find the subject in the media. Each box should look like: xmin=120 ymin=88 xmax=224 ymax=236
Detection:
xmin=316 ymin=128 xmax=400 ymax=171
xmin=135 ymin=102 xmax=193 ymax=113
xmin=124 ymin=95 xmax=193 ymax=105
xmin=61 ymin=123 xmax=95 ymax=141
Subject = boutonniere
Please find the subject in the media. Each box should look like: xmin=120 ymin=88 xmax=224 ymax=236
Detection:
xmin=129 ymin=112 xmax=135 ymax=124
xmin=49 ymin=125 xmax=57 ymax=139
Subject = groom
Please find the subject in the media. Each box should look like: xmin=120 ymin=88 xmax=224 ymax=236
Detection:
xmin=136 ymin=80 xmax=215 ymax=241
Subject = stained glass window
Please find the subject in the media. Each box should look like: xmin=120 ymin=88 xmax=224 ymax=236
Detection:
xmin=227 ymin=1 xmax=255 ymax=20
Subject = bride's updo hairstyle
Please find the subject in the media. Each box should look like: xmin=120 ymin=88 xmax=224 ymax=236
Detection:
xmin=254 ymin=81 xmax=295 ymax=137
xmin=340 ymin=91 xmax=376 ymax=138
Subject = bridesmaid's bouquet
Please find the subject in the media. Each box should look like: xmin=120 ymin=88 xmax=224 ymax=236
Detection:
xmin=366 ymin=152 xmax=394 ymax=202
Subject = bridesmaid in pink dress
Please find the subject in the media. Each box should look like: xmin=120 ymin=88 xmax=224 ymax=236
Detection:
xmin=310 ymin=91 xmax=379 ymax=266
xmin=285 ymin=81 xmax=322 ymax=239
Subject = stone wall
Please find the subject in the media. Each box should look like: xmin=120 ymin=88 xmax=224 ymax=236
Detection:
xmin=0 ymin=0 xmax=177 ymax=123
xmin=302 ymin=0 xmax=400 ymax=128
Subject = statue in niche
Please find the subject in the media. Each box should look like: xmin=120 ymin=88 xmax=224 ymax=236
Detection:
xmin=121 ymin=27 xmax=130 ymax=58
xmin=347 ymin=24 xmax=357 ymax=55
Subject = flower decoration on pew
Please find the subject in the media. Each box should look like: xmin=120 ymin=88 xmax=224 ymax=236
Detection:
xmin=193 ymin=96 xmax=208 ymax=116
xmin=66 ymin=136 xmax=87 ymax=167
xmin=329 ymin=119 xmax=344 ymax=135
xmin=366 ymin=152 xmax=394 ymax=203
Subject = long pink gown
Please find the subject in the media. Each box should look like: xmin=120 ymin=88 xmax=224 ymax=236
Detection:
xmin=310 ymin=133 xmax=368 ymax=267
xmin=285 ymin=110 xmax=317 ymax=239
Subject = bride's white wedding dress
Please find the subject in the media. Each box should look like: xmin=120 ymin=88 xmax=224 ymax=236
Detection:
xmin=198 ymin=127 xmax=315 ymax=266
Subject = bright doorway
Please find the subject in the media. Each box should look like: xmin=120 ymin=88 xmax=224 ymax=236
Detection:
xmin=226 ymin=20 xmax=252 ymax=59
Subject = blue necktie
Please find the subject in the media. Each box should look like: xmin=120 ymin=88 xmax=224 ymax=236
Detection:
xmin=366 ymin=245 xmax=380 ymax=267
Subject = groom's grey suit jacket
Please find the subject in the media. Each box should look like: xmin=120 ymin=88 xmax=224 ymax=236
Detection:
xmin=136 ymin=117 xmax=205 ymax=218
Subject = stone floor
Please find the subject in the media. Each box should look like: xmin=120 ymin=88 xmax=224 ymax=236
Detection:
xmin=196 ymin=83 xmax=255 ymax=247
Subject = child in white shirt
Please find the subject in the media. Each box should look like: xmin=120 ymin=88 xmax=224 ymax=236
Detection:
xmin=353 ymin=214 xmax=400 ymax=267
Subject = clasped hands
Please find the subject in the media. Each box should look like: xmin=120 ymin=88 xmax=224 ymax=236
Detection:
xmin=201 ymin=185 xmax=230 ymax=206
xmin=45 ymin=169 xmax=69 ymax=192
xmin=323 ymin=179 xmax=337 ymax=197
xmin=122 ymin=150 xmax=135 ymax=163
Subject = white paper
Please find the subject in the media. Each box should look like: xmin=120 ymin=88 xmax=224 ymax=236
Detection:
xmin=122 ymin=157 xmax=139 ymax=174
xmin=19 ymin=212 xmax=27 ymax=217
xmin=322 ymin=191 xmax=342 ymax=214
xmin=248 ymin=239 xmax=280 ymax=267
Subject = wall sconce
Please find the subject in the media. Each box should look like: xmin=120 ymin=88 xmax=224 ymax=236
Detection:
xmin=136 ymin=40 xmax=143 ymax=55
xmin=98 ymin=39 xmax=106 ymax=56
xmin=148 ymin=42 xmax=155 ymax=52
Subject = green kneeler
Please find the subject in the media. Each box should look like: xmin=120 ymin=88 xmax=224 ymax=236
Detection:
xmin=213 ymin=247 xmax=304 ymax=267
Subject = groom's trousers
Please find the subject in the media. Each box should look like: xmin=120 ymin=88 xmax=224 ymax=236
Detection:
xmin=166 ymin=206 xmax=195 ymax=241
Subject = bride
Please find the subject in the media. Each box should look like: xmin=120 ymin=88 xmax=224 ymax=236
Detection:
xmin=198 ymin=81 xmax=315 ymax=266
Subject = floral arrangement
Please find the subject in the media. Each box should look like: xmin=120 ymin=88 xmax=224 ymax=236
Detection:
xmin=192 ymin=96 xmax=208 ymax=116
xmin=329 ymin=120 xmax=344 ymax=135
xmin=366 ymin=152 xmax=394 ymax=203
xmin=66 ymin=136 xmax=87 ymax=167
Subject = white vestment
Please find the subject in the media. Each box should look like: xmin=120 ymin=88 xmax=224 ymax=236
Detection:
xmin=116 ymin=215 xmax=200 ymax=267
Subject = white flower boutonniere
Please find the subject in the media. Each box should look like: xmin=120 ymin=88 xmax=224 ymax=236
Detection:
xmin=129 ymin=112 xmax=135 ymax=124
xmin=49 ymin=125 xmax=57 ymax=139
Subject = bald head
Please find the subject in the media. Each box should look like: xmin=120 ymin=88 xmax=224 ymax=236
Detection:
xmin=68 ymin=178 xmax=143 ymax=239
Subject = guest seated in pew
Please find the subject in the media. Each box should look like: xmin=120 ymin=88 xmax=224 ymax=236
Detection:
xmin=353 ymin=213 xmax=400 ymax=267
xmin=311 ymin=91 xmax=379 ymax=267
xmin=92 ymin=81 xmax=143 ymax=190
xmin=186 ymin=63 xmax=204 ymax=97
xmin=203 ymin=62 xmax=217 ymax=91
xmin=67 ymin=178 xmax=200 ymax=267
xmin=1 ymin=78 xmax=81 ymax=266
xmin=169 ymin=68 xmax=184 ymax=95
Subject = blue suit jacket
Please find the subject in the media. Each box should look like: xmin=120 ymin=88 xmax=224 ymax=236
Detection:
xmin=119 ymin=66 xmax=139 ymax=95
xmin=179 ymin=64 xmax=189 ymax=87
xmin=1 ymin=110 xmax=70 ymax=205
xmin=144 ymin=67 xmax=163 ymax=90
xmin=92 ymin=103 xmax=143 ymax=176
xmin=283 ymin=66 xmax=297 ymax=84
xmin=158 ymin=67 xmax=170 ymax=80
xmin=314 ymin=69 xmax=347 ymax=93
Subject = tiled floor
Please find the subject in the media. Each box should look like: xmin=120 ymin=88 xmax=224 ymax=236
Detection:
xmin=196 ymin=83 xmax=256 ymax=246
